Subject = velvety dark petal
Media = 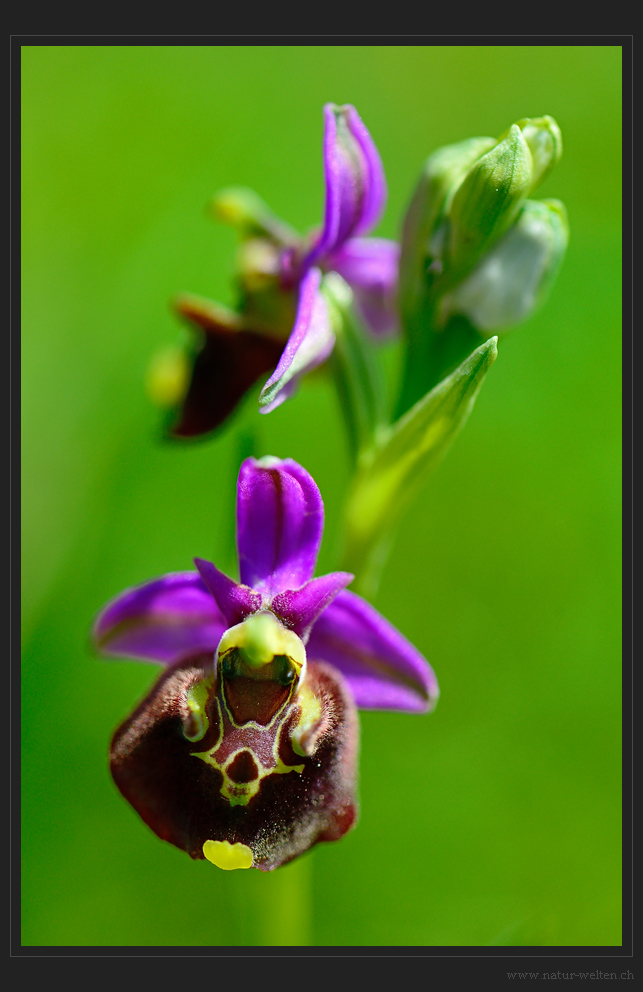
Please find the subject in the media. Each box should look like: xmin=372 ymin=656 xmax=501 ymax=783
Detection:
xmin=306 ymin=104 xmax=387 ymax=267
xmin=271 ymin=572 xmax=354 ymax=642
xmin=110 ymin=657 xmax=358 ymax=871
xmin=306 ymin=590 xmax=439 ymax=712
xmin=258 ymin=268 xmax=334 ymax=414
xmin=93 ymin=573 xmax=226 ymax=664
xmin=236 ymin=456 xmax=324 ymax=596
xmin=194 ymin=558 xmax=262 ymax=627
xmin=326 ymin=237 xmax=400 ymax=337
xmin=171 ymin=295 xmax=284 ymax=438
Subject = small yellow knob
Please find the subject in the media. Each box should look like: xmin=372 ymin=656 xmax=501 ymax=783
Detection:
xmin=202 ymin=840 xmax=253 ymax=870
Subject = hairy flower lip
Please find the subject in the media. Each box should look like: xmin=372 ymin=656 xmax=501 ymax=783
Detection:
xmin=109 ymin=654 xmax=360 ymax=870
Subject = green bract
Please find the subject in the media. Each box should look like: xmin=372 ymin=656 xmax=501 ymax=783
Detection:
xmin=343 ymin=337 xmax=498 ymax=592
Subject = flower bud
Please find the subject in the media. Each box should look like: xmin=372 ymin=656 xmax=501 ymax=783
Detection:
xmin=399 ymin=136 xmax=495 ymax=322
xmin=442 ymin=199 xmax=569 ymax=332
xmin=447 ymin=124 xmax=533 ymax=281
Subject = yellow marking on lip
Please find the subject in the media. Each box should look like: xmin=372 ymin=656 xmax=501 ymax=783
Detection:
xmin=183 ymin=676 xmax=215 ymax=742
xmin=291 ymin=682 xmax=323 ymax=756
xmin=202 ymin=840 xmax=253 ymax=870
xmin=193 ymin=743 xmax=304 ymax=807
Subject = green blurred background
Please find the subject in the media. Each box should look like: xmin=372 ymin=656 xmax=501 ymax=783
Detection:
xmin=21 ymin=45 xmax=621 ymax=947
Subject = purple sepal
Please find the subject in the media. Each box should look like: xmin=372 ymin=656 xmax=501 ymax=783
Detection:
xmin=342 ymin=105 xmax=387 ymax=237
xmin=236 ymin=457 xmax=325 ymax=597
xmin=194 ymin=558 xmax=262 ymax=627
xmin=326 ymin=237 xmax=400 ymax=337
xmin=306 ymin=590 xmax=439 ymax=712
xmin=259 ymin=268 xmax=334 ymax=414
xmin=306 ymin=104 xmax=387 ymax=268
xmin=93 ymin=572 xmax=226 ymax=665
xmin=271 ymin=572 xmax=354 ymax=642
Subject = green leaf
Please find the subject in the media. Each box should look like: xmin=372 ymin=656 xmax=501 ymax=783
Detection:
xmin=343 ymin=336 xmax=498 ymax=592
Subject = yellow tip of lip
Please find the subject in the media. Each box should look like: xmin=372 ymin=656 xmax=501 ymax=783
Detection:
xmin=202 ymin=840 xmax=253 ymax=870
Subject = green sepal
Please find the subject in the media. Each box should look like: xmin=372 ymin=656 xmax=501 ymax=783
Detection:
xmin=343 ymin=337 xmax=498 ymax=593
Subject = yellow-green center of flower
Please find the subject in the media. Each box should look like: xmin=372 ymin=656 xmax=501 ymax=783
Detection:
xmin=217 ymin=609 xmax=305 ymax=675
xmin=216 ymin=611 xmax=306 ymax=727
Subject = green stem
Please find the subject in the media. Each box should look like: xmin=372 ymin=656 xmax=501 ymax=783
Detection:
xmin=324 ymin=275 xmax=387 ymax=467
xmin=220 ymin=853 xmax=313 ymax=945
xmin=397 ymin=307 xmax=483 ymax=419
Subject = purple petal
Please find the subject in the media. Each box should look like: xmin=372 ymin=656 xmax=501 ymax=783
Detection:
xmin=326 ymin=237 xmax=400 ymax=337
xmin=271 ymin=572 xmax=354 ymax=642
xmin=306 ymin=104 xmax=387 ymax=266
xmin=259 ymin=267 xmax=334 ymax=413
xmin=93 ymin=572 xmax=226 ymax=664
xmin=236 ymin=457 xmax=324 ymax=597
xmin=194 ymin=558 xmax=262 ymax=626
xmin=306 ymin=590 xmax=439 ymax=712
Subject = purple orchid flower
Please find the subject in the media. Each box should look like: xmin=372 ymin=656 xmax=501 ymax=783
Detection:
xmin=259 ymin=103 xmax=399 ymax=413
xmin=171 ymin=104 xmax=399 ymax=436
xmin=94 ymin=457 xmax=438 ymax=871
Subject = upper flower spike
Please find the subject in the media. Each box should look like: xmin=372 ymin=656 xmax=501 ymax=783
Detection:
xmin=153 ymin=105 xmax=398 ymax=437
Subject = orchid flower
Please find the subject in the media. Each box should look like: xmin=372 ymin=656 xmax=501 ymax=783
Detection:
xmin=168 ymin=104 xmax=399 ymax=437
xmin=94 ymin=457 xmax=438 ymax=871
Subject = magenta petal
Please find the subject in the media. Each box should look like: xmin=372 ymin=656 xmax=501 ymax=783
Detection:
xmin=236 ymin=457 xmax=325 ymax=597
xmin=271 ymin=572 xmax=354 ymax=642
xmin=306 ymin=590 xmax=439 ymax=712
xmin=326 ymin=237 xmax=400 ymax=337
xmin=259 ymin=268 xmax=334 ymax=413
xmin=306 ymin=104 xmax=387 ymax=267
xmin=93 ymin=572 xmax=226 ymax=664
xmin=194 ymin=558 xmax=262 ymax=626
